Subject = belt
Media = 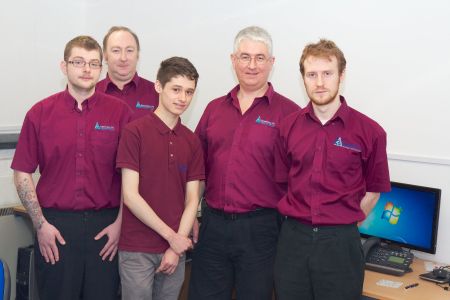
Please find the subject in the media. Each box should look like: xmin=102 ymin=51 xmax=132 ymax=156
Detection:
xmin=206 ymin=206 xmax=275 ymax=220
xmin=42 ymin=207 xmax=119 ymax=217
xmin=286 ymin=217 xmax=357 ymax=231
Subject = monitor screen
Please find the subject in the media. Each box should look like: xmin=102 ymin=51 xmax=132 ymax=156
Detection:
xmin=359 ymin=181 xmax=441 ymax=254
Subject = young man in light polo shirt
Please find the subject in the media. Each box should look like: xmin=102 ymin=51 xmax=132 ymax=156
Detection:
xmin=273 ymin=39 xmax=391 ymax=300
xmin=12 ymin=35 xmax=131 ymax=300
xmin=97 ymin=26 xmax=159 ymax=121
xmin=116 ymin=57 xmax=204 ymax=300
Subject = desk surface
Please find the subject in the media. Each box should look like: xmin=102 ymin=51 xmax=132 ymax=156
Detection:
xmin=13 ymin=205 xmax=27 ymax=217
xmin=363 ymin=258 xmax=449 ymax=300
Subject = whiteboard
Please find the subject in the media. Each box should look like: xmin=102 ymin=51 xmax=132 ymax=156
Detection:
xmin=1 ymin=0 xmax=449 ymax=161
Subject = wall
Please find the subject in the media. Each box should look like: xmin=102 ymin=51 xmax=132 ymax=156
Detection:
xmin=0 ymin=0 xmax=449 ymax=280
xmin=0 ymin=152 xmax=37 ymax=299
xmin=0 ymin=0 xmax=89 ymax=129
xmin=0 ymin=151 xmax=20 ymax=207
xmin=2 ymin=0 xmax=450 ymax=159
xmin=388 ymin=157 xmax=450 ymax=264
xmin=0 ymin=215 xmax=34 ymax=299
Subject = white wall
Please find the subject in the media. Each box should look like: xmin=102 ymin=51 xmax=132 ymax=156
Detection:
xmin=0 ymin=0 xmax=449 ymax=263
xmin=0 ymin=215 xmax=34 ymax=299
xmin=0 ymin=0 xmax=89 ymax=128
xmin=2 ymin=0 xmax=450 ymax=159
xmin=0 ymin=153 xmax=20 ymax=206
xmin=389 ymin=158 xmax=450 ymax=264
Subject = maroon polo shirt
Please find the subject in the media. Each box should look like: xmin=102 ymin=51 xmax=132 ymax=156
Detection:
xmin=96 ymin=73 xmax=159 ymax=121
xmin=11 ymin=90 xmax=132 ymax=210
xmin=117 ymin=112 xmax=205 ymax=253
xmin=196 ymin=83 xmax=300 ymax=213
xmin=275 ymin=96 xmax=391 ymax=225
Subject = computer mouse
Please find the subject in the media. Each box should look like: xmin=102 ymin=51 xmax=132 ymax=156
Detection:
xmin=433 ymin=268 xmax=448 ymax=279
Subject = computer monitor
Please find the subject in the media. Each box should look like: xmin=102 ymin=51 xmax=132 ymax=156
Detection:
xmin=359 ymin=181 xmax=441 ymax=254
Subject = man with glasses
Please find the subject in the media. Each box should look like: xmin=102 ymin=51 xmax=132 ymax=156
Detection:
xmin=11 ymin=36 xmax=131 ymax=300
xmin=188 ymin=26 xmax=300 ymax=300
xmin=97 ymin=26 xmax=159 ymax=121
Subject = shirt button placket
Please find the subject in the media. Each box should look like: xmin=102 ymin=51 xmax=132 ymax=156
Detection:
xmin=169 ymin=133 xmax=175 ymax=164
xmin=75 ymin=111 xmax=86 ymax=199
xmin=311 ymin=130 xmax=325 ymax=224
xmin=312 ymin=227 xmax=319 ymax=241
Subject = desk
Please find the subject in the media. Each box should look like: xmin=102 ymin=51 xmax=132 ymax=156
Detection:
xmin=13 ymin=205 xmax=27 ymax=216
xmin=363 ymin=258 xmax=449 ymax=300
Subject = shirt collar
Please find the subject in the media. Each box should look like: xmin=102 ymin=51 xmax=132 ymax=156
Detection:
xmin=63 ymin=88 xmax=99 ymax=112
xmin=227 ymin=82 xmax=275 ymax=106
xmin=102 ymin=72 xmax=140 ymax=92
xmin=147 ymin=112 xmax=182 ymax=135
xmin=303 ymin=96 xmax=350 ymax=127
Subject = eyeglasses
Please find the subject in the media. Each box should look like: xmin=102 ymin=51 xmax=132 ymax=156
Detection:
xmin=236 ymin=54 xmax=271 ymax=66
xmin=67 ymin=59 xmax=102 ymax=69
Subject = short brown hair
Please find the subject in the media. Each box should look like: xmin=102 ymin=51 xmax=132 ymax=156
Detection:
xmin=299 ymin=39 xmax=346 ymax=76
xmin=103 ymin=26 xmax=140 ymax=52
xmin=64 ymin=36 xmax=102 ymax=62
xmin=156 ymin=57 xmax=199 ymax=88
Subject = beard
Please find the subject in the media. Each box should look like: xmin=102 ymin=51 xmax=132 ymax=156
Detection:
xmin=71 ymin=81 xmax=96 ymax=93
xmin=308 ymin=88 xmax=339 ymax=106
xmin=306 ymin=77 xmax=341 ymax=107
xmin=67 ymin=78 xmax=97 ymax=98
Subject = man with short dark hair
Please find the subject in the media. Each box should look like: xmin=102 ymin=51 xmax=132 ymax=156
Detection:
xmin=273 ymin=39 xmax=391 ymax=300
xmin=97 ymin=26 xmax=158 ymax=121
xmin=117 ymin=57 xmax=204 ymax=300
xmin=12 ymin=35 xmax=131 ymax=299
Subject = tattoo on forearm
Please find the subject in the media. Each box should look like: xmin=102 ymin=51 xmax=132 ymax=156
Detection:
xmin=16 ymin=177 xmax=44 ymax=230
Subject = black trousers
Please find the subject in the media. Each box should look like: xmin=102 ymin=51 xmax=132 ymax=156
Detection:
xmin=188 ymin=207 xmax=279 ymax=300
xmin=274 ymin=218 xmax=365 ymax=300
xmin=35 ymin=208 xmax=119 ymax=300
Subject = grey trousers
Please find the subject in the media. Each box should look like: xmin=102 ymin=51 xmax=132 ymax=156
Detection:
xmin=119 ymin=250 xmax=186 ymax=300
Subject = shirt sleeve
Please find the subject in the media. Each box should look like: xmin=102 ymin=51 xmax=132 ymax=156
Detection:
xmin=364 ymin=130 xmax=391 ymax=192
xmin=274 ymin=126 xmax=290 ymax=183
xmin=187 ymin=135 xmax=205 ymax=182
xmin=116 ymin=126 xmax=140 ymax=172
xmin=194 ymin=103 xmax=212 ymax=172
xmin=11 ymin=108 xmax=40 ymax=173
xmin=120 ymin=104 xmax=133 ymax=128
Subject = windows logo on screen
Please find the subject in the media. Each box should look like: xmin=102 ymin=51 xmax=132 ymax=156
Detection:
xmin=381 ymin=201 xmax=402 ymax=225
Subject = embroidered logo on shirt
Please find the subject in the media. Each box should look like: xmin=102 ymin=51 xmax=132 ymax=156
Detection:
xmin=94 ymin=122 xmax=115 ymax=131
xmin=135 ymin=101 xmax=155 ymax=110
xmin=255 ymin=116 xmax=275 ymax=128
xmin=333 ymin=137 xmax=361 ymax=152
xmin=178 ymin=164 xmax=187 ymax=173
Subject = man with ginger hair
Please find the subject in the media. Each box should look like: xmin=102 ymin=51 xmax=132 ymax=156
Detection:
xmin=273 ymin=39 xmax=390 ymax=300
